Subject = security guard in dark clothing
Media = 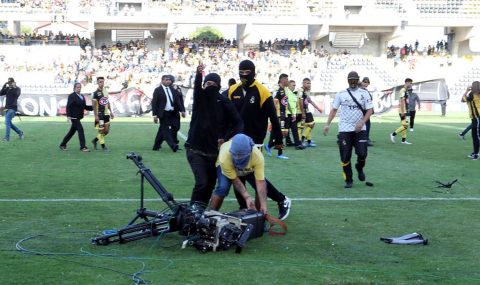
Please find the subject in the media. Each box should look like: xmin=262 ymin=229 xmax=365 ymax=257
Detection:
xmin=227 ymin=60 xmax=292 ymax=220
xmin=186 ymin=65 xmax=243 ymax=205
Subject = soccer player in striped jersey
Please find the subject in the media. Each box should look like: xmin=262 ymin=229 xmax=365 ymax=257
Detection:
xmin=462 ymin=81 xmax=480 ymax=160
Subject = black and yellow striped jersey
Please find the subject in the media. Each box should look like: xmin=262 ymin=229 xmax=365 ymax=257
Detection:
xmin=92 ymin=89 xmax=110 ymax=116
xmin=463 ymin=92 xmax=480 ymax=119
xmin=228 ymin=80 xmax=281 ymax=144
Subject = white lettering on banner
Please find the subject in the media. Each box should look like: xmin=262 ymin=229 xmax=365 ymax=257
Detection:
xmin=20 ymin=98 xmax=39 ymax=116
xmin=39 ymin=97 xmax=57 ymax=117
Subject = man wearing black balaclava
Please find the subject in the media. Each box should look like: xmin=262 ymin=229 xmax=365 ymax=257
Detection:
xmin=223 ymin=59 xmax=292 ymax=220
xmin=185 ymin=65 xmax=243 ymax=206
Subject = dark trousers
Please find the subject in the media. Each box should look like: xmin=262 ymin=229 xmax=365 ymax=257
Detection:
xmin=233 ymin=176 xmax=286 ymax=209
xmin=171 ymin=114 xmax=180 ymax=144
xmin=153 ymin=111 xmax=177 ymax=150
xmin=338 ymin=131 xmax=368 ymax=183
xmin=409 ymin=110 xmax=416 ymax=128
xmin=472 ymin=118 xmax=480 ymax=154
xmin=461 ymin=123 xmax=472 ymax=136
xmin=441 ymin=101 xmax=447 ymax=116
xmin=60 ymin=119 xmax=86 ymax=149
xmin=287 ymin=114 xmax=301 ymax=146
xmin=186 ymin=150 xmax=217 ymax=205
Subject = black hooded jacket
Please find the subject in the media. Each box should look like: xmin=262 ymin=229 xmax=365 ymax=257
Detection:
xmin=185 ymin=72 xmax=243 ymax=155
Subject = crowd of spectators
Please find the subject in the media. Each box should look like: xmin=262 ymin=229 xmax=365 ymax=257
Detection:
xmin=387 ymin=39 xmax=449 ymax=59
xmin=148 ymin=0 xmax=296 ymax=15
xmin=0 ymin=35 xmax=466 ymax=96
xmin=0 ymin=31 xmax=92 ymax=47
xmin=172 ymin=38 xmax=237 ymax=53
xmin=0 ymin=0 xmax=298 ymax=16
xmin=259 ymin=38 xmax=311 ymax=53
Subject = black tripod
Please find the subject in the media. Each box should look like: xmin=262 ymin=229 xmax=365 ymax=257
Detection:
xmin=92 ymin=153 xmax=182 ymax=245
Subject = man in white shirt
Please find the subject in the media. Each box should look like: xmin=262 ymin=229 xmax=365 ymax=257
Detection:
xmin=323 ymin=71 xmax=373 ymax=188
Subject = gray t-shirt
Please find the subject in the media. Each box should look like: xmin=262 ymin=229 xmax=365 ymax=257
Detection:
xmin=407 ymin=92 xmax=420 ymax=111
xmin=332 ymin=88 xmax=373 ymax=132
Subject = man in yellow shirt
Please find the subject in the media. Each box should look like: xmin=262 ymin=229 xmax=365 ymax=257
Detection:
xmin=390 ymin=78 xmax=412 ymax=145
xmin=210 ymin=134 xmax=267 ymax=214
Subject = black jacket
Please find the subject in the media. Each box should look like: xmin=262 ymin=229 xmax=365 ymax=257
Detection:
xmin=227 ymin=80 xmax=282 ymax=144
xmin=66 ymin=92 xmax=93 ymax=119
xmin=186 ymin=72 xmax=243 ymax=155
xmin=151 ymin=85 xmax=183 ymax=119
xmin=0 ymin=84 xmax=21 ymax=110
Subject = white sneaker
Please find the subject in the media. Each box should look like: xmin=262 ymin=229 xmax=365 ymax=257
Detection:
xmin=401 ymin=141 xmax=412 ymax=145
xmin=390 ymin=134 xmax=396 ymax=143
xmin=409 ymin=128 xmax=414 ymax=132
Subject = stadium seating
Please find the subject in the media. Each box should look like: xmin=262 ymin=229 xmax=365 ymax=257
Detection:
xmin=412 ymin=0 xmax=480 ymax=18
xmin=374 ymin=0 xmax=407 ymax=14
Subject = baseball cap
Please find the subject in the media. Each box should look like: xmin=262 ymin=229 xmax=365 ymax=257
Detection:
xmin=347 ymin=71 xmax=359 ymax=80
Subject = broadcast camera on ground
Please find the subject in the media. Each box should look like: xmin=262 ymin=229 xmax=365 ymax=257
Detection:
xmin=91 ymin=152 xmax=265 ymax=253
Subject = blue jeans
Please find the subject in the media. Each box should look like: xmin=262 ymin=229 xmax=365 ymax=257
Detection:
xmin=214 ymin=166 xmax=233 ymax=197
xmin=4 ymin=109 xmax=22 ymax=140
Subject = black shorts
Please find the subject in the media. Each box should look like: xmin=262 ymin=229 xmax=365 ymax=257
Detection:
xmin=296 ymin=114 xmax=303 ymax=122
xmin=95 ymin=115 xmax=110 ymax=128
xmin=305 ymin=112 xmax=314 ymax=123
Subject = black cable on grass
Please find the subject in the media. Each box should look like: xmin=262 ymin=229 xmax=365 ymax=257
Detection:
xmin=15 ymin=233 xmax=149 ymax=285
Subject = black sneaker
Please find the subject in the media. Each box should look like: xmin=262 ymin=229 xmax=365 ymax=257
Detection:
xmin=295 ymin=145 xmax=306 ymax=150
xmin=59 ymin=145 xmax=68 ymax=151
xmin=92 ymin=139 xmax=97 ymax=150
xmin=278 ymin=196 xmax=291 ymax=220
xmin=355 ymin=163 xmax=365 ymax=181
xmin=344 ymin=182 xmax=353 ymax=188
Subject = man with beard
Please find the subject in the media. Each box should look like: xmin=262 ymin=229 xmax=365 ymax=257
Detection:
xmin=224 ymin=60 xmax=291 ymax=220
xmin=186 ymin=65 xmax=243 ymax=206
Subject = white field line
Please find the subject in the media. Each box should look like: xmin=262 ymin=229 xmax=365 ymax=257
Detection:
xmin=1 ymin=197 xmax=479 ymax=202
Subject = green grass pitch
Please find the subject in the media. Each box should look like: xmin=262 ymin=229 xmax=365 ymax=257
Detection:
xmin=0 ymin=113 xmax=479 ymax=285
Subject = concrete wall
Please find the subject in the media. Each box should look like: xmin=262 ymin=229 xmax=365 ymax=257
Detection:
xmin=148 ymin=30 xmax=167 ymax=51
xmin=457 ymin=40 xmax=480 ymax=57
xmin=94 ymin=30 xmax=113 ymax=47
xmin=311 ymin=32 xmax=384 ymax=56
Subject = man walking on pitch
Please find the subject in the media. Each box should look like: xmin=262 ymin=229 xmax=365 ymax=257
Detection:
xmin=323 ymin=71 xmax=373 ymax=188
xmin=91 ymin=77 xmax=114 ymax=151
xmin=60 ymin=83 xmax=93 ymax=152
xmin=390 ymin=78 xmax=413 ymax=145
xmin=1 ymin=77 xmax=24 ymax=142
